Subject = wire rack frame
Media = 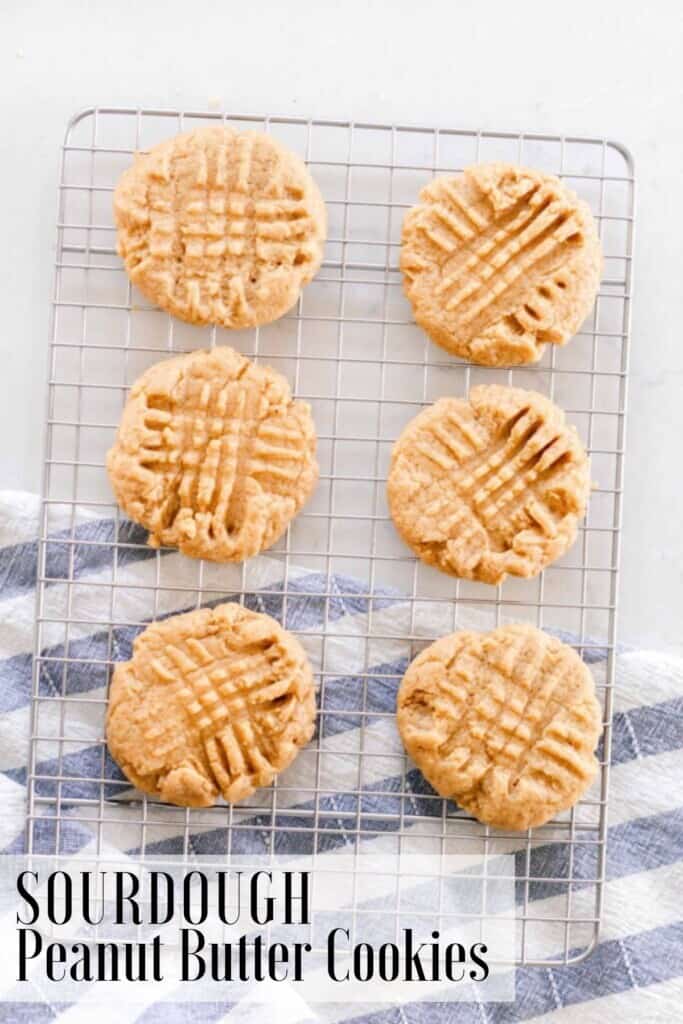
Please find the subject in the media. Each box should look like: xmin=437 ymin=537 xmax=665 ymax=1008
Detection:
xmin=25 ymin=107 xmax=635 ymax=969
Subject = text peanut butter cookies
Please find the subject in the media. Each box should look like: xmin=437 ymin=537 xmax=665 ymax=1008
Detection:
xmin=401 ymin=163 xmax=602 ymax=366
xmin=114 ymin=126 xmax=326 ymax=328
xmin=397 ymin=624 xmax=602 ymax=830
xmin=107 ymin=347 xmax=318 ymax=562
xmin=387 ymin=385 xmax=590 ymax=585
xmin=107 ymin=603 xmax=316 ymax=807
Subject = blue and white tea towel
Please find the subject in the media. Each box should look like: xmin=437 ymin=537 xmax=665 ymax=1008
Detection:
xmin=0 ymin=490 xmax=681 ymax=1023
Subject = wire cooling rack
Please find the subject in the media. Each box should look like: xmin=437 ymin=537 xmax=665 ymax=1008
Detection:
xmin=26 ymin=107 xmax=635 ymax=967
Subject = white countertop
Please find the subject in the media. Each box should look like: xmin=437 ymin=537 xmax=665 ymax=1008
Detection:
xmin=1 ymin=0 xmax=681 ymax=653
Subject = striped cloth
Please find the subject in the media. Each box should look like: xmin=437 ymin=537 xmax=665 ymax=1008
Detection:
xmin=1 ymin=489 xmax=681 ymax=1022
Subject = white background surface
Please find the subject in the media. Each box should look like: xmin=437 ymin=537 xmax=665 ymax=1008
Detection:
xmin=1 ymin=0 xmax=681 ymax=653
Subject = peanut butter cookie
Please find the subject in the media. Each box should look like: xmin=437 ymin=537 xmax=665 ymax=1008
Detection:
xmin=401 ymin=164 xmax=602 ymax=365
xmin=397 ymin=624 xmax=602 ymax=830
xmin=107 ymin=347 xmax=318 ymax=562
xmin=387 ymin=385 xmax=590 ymax=584
xmin=114 ymin=125 xmax=326 ymax=327
xmin=107 ymin=603 xmax=316 ymax=807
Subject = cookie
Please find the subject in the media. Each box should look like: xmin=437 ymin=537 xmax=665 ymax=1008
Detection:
xmin=387 ymin=385 xmax=590 ymax=585
xmin=397 ymin=624 xmax=602 ymax=830
xmin=106 ymin=346 xmax=318 ymax=562
xmin=114 ymin=125 xmax=326 ymax=328
xmin=106 ymin=603 xmax=316 ymax=807
xmin=401 ymin=163 xmax=602 ymax=366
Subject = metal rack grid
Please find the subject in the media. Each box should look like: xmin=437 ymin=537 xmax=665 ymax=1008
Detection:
xmin=26 ymin=107 xmax=635 ymax=968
